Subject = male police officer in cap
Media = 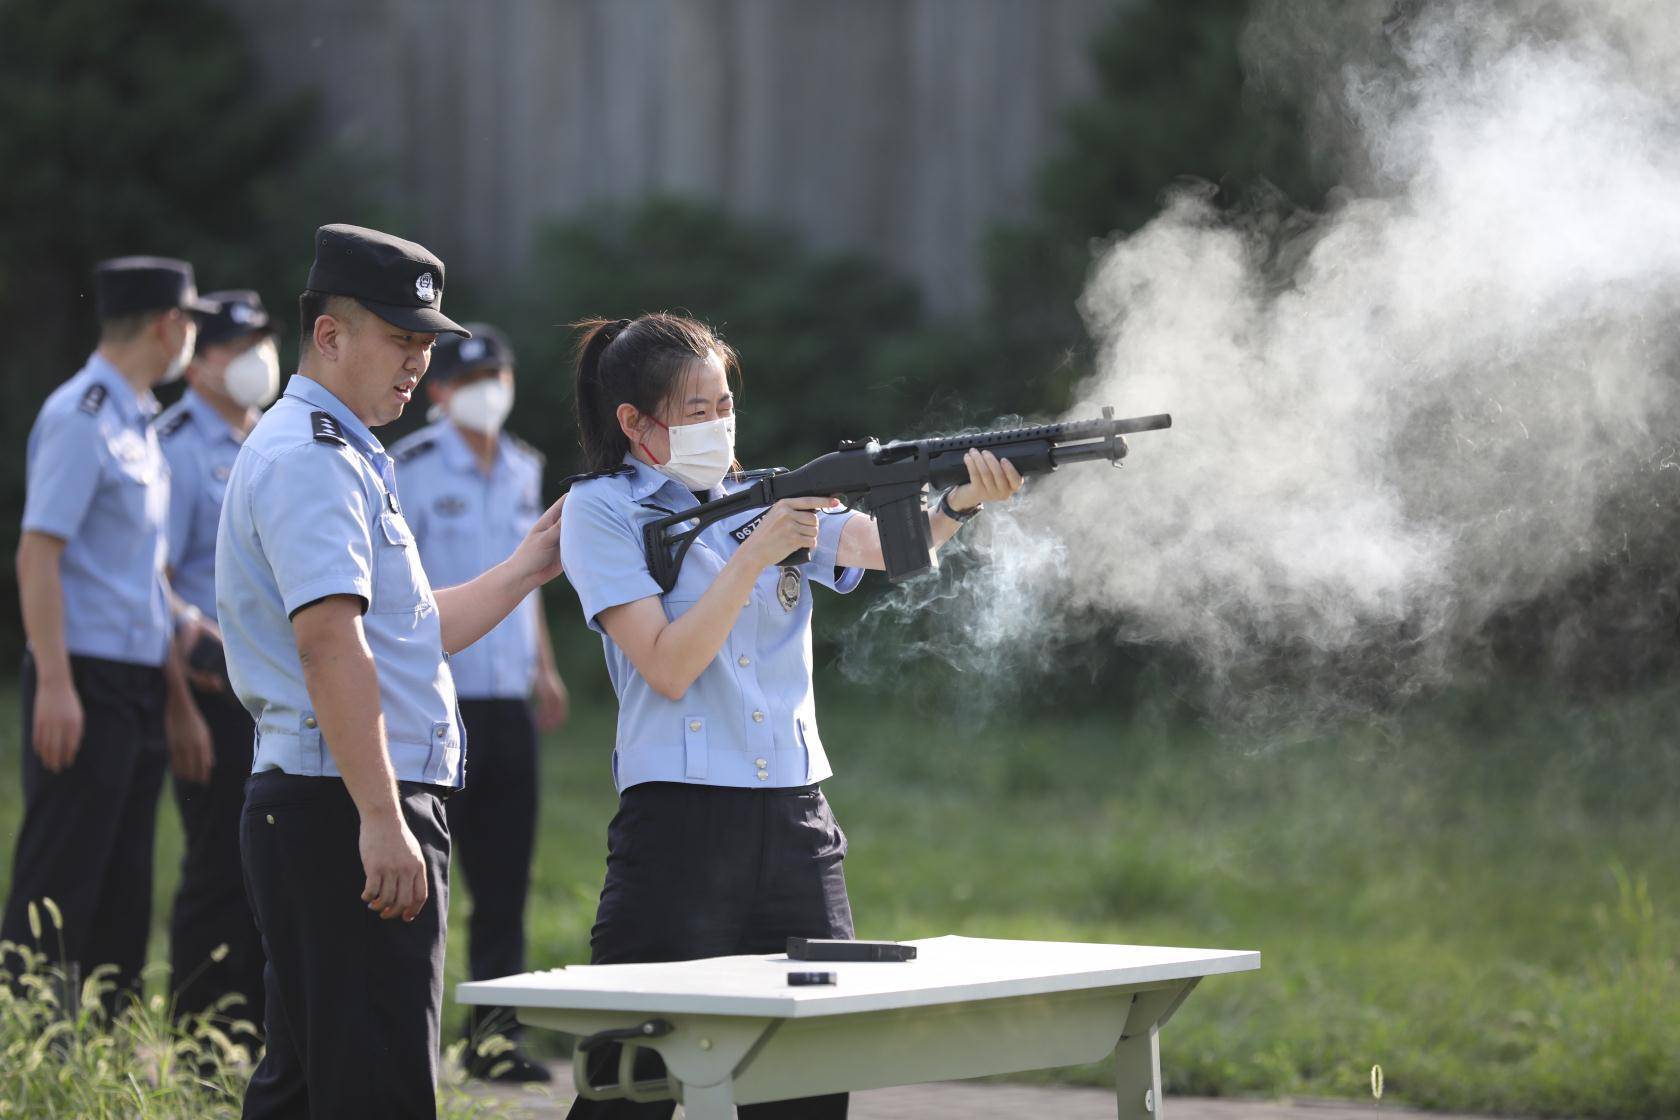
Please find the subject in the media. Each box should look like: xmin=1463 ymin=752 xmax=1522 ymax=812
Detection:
xmin=156 ymin=289 xmax=282 ymax=1045
xmin=216 ymin=224 xmax=566 ymax=1117
xmin=3 ymin=256 xmax=218 ymax=1012
xmin=392 ymin=325 xmax=569 ymax=1082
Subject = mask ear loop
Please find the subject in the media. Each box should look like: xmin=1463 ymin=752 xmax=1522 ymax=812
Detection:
xmin=636 ymin=416 xmax=669 ymax=466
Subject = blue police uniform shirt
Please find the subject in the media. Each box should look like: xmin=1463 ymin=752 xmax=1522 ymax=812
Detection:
xmin=559 ymin=454 xmax=863 ymax=793
xmin=216 ymin=374 xmax=464 ymax=787
xmin=21 ymin=353 xmax=172 ymax=667
xmin=156 ymin=388 xmax=244 ymax=621
xmin=390 ymin=419 xmax=545 ymax=700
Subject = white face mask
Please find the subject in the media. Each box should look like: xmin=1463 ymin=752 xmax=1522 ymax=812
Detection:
xmin=223 ymin=338 xmax=281 ymax=409
xmin=161 ymin=322 xmax=195 ymax=385
xmin=449 ymin=378 xmax=514 ymax=435
xmin=656 ymin=414 xmax=736 ymax=490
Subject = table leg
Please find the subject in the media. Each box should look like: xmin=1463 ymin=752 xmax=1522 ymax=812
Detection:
xmin=1113 ymin=1020 xmax=1163 ymax=1120
xmin=678 ymin=1079 xmax=738 ymax=1120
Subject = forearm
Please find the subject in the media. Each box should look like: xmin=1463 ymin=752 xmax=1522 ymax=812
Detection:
xmin=297 ymin=617 xmax=402 ymax=824
xmin=534 ymin=595 xmax=560 ymax=676
xmin=163 ymin=643 xmax=195 ymax=709
xmin=610 ymin=550 xmax=767 ymax=700
xmin=929 ymin=506 xmax=965 ymax=549
xmin=17 ymin=536 xmax=72 ymax=685
xmin=163 ymin=578 xmax=197 ymax=626
xmin=837 ymin=470 xmax=993 ymax=571
xmin=657 ymin=556 xmax=764 ymax=687
xmin=435 ymin=559 xmax=538 ymax=655
xmin=837 ymin=507 xmax=965 ymax=570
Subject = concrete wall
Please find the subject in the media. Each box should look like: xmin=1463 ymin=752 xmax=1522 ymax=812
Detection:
xmin=222 ymin=0 xmax=1120 ymax=312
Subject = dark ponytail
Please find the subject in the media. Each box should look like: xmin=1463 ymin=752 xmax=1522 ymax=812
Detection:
xmin=571 ymin=312 xmax=739 ymax=473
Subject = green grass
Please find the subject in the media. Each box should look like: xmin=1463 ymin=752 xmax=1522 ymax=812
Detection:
xmin=2 ymin=667 xmax=1678 ymax=1117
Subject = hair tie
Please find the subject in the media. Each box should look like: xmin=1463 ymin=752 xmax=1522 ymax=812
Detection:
xmin=602 ymin=317 xmax=632 ymax=345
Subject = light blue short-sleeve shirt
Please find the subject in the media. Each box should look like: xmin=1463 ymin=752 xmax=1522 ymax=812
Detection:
xmin=559 ymin=454 xmax=862 ymax=793
xmin=21 ymin=353 xmax=172 ymax=667
xmin=215 ymin=375 xmax=464 ymax=787
xmin=157 ymin=388 xmax=244 ymax=621
xmin=390 ymin=419 xmax=544 ymax=699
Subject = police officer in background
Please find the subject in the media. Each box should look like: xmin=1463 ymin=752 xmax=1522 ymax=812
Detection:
xmin=3 ymin=257 xmax=217 ymax=1013
xmin=391 ymin=325 xmax=569 ymax=1083
xmin=216 ymin=225 xmax=566 ymax=1117
xmin=156 ymin=290 xmax=282 ymax=1044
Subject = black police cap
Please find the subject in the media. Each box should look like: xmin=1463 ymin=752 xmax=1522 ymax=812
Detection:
xmin=429 ymin=323 xmax=516 ymax=381
xmin=194 ymin=289 xmax=279 ymax=351
xmin=305 ymin=224 xmax=469 ymax=337
xmin=94 ymin=256 xmax=217 ymax=321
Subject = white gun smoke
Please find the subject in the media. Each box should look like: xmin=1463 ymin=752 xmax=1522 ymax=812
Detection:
xmin=845 ymin=0 xmax=1680 ymax=721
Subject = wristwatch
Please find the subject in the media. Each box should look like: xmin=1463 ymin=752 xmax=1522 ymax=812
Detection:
xmin=938 ymin=487 xmax=982 ymax=523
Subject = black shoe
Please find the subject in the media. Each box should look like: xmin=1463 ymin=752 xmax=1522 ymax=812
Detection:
xmin=466 ymin=1044 xmax=554 ymax=1084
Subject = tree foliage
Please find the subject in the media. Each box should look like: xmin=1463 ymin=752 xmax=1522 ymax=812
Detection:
xmin=504 ymin=195 xmax=978 ymax=478
xmin=979 ymin=0 xmax=1333 ymax=414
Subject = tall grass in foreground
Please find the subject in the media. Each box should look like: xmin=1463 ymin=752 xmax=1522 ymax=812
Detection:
xmin=0 ymin=904 xmax=510 ymax=1119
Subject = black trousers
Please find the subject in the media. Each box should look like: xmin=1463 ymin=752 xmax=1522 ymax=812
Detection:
xmin=239 ymin=772 xmax=450 ymax=1120
xmin=169 ymin=681 xmax=264 ymax=1044
xmin=449 ymin=697 xmax=539 ymax=1042
xmin=1 ymin=653 xmax=166 ymax=1016
xmin=566 ymin=781 xmax=854 ymax=1120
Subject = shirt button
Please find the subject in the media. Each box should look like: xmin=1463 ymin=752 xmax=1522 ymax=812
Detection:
xmin=304 ymin=717 xmax=317 ymax=729
xmin=689 ymin=720 xmax=703 ymax=732
xmin=752 ymin=711 xmax=765 ymax=723
xmin=435 ymin=726 xmax=447 ymax=738
xmin=757 ymin=770 xmax=769 ymax=781
xmin=738 ymin=655 xmax=751 ymax=668
xmin=755 ymin=757 xmax=768 ymax=768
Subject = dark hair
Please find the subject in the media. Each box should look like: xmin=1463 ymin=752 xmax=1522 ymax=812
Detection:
xmin=572 ymin=312 xmax=739 ymax=472
xmin=296 ymin=290 xmax=358 ymax=353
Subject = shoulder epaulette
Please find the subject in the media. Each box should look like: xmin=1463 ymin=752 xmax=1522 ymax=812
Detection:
xmin=392 ymin=435 xmax=438 ymax=464
xmin=557 ymin=464 xmax=634 ymax=494
xmin=505 ymin=433 xmax=547 ymax=466
xmin=78 ymin=384 xmax=108 ymax=415
xmin=311 ymin=411 xmax=346 ymax=446
xmin=156 ymin=409 xmax=193 ymax=439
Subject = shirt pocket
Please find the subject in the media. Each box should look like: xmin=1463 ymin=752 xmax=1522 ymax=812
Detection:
xmin=372 ymin=510 xmax=431 ymax=615
xmin=111 ymin=450 xmax=168 ymax=530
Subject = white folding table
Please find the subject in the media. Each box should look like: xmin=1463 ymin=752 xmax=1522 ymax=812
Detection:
xmin=458 ymin=935 xmax=1259 ymax=1118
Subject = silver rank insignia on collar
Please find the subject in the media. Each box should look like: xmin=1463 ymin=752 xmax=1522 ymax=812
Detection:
xmin=777 ymin=566 xmax=801 ymax=613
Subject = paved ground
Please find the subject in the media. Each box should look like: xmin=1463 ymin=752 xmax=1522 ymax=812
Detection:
xmin=467 ymin=1068 xmax=1434 ymax=1119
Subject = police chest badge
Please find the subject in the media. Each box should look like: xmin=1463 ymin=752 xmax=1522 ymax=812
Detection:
xmin=776 ymin=566 xmax=801 ymax=612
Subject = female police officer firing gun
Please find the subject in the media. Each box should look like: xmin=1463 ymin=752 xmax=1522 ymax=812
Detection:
xmin=558 ymin=313 xmax=1023 ymax=1120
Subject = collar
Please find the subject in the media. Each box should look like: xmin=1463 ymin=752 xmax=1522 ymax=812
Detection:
xmin=436 ymin=418 xmax=505 ymax=476
xmin=183 ymin=387 xmax=245 ymax=445
xmin=283 ymin=374 xmax=386 ymax=457
xmin=85 ymin=352 xmax=159 ymax=423
xmin=619 ymin=453 xmax=732 ymax=507
xmin=621 ymin=452 xmax=683 ymax=503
